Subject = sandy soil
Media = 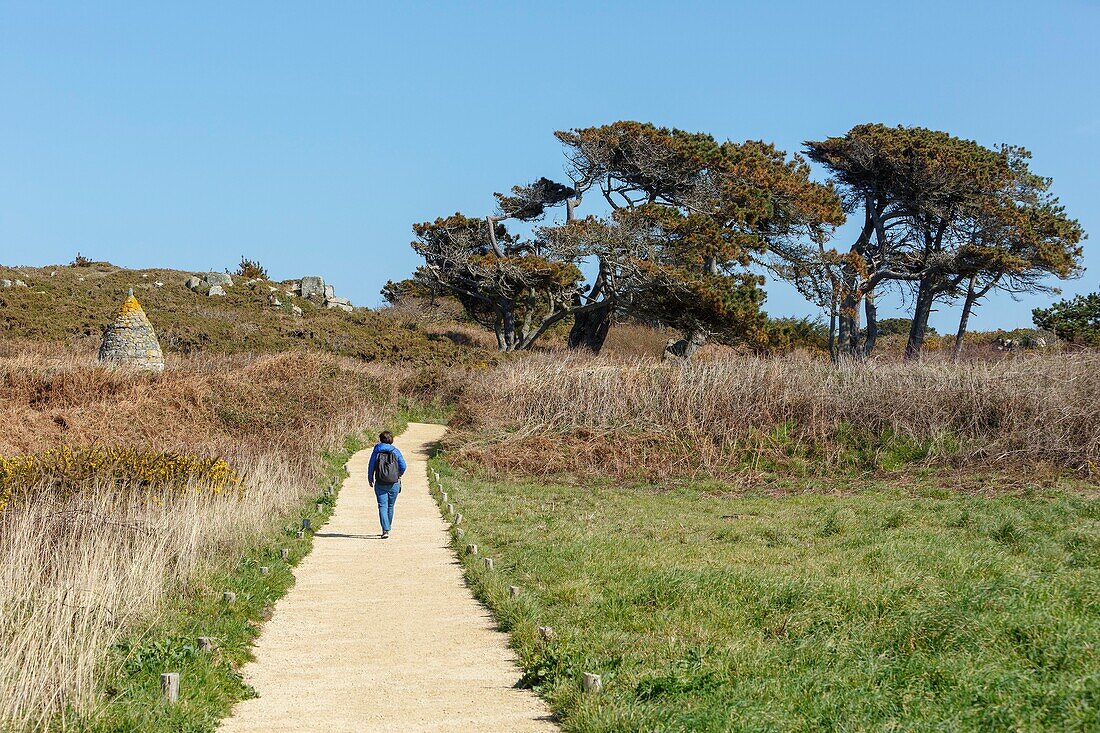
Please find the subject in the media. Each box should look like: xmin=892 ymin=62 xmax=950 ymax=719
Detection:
xmin=219 ymin=422 xmax=558 ymax=732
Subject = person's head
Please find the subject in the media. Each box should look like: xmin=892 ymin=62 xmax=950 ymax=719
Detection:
xmin=379 ymin=431 xmax=394 ymax=445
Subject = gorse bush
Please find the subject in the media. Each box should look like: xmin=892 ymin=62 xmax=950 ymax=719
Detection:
xmin=0 ymin=446 xmax=243 ymax=508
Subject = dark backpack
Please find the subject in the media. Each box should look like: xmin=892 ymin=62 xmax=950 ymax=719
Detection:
xmin=375 ymin=449 xmax=401 ymax=484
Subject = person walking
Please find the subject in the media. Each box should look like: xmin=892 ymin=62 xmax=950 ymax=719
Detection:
xmin=367 ymin=431 xmax=406 ymax=539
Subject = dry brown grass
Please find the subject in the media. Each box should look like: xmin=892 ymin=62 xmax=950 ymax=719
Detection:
xmin=450 ymin=352 xmax=1100 ymax=481
xmin=0 ymin=342 xmax=410 ymax=729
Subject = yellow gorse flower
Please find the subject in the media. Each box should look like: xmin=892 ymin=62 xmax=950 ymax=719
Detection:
xmin=0 ymin=446 xmax=245 ymax=513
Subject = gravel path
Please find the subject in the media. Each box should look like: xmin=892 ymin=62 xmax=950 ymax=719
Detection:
xmin=220 ymin=422 xmax=558 ymax=732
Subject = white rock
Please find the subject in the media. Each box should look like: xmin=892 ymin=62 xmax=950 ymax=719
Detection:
xmin=205 ymin=272 xmax=233 ymax=287
xmin=291 ymin=304 xmax=303 ymax=316
xmin=208 ymin=285 xmax=226 ymax=297
xmin=185 ymin=276 xmax=202 ymax=290
xmin=300 ymin=276 xmax=325 ymax=299
xmin=153 ymin=281 xmax=164 ymax=288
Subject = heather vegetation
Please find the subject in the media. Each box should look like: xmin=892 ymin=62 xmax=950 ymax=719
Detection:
xmin=0 ymin=261 xmax=494 ymax=365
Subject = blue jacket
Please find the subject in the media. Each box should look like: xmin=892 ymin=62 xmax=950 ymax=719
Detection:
xmin=368 ymin=443 xmax=406 ymax=486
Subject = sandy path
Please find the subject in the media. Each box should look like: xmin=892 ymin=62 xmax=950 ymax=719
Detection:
xmin=220 ymin=423 xmax=557 ymax=732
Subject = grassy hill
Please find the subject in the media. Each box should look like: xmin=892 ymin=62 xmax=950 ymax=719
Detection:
xmin=0 ymin=260 xmax=493 ymax=365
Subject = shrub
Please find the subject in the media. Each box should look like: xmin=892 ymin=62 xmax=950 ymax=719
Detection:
xmin=234 ymin=256 xmax=269 ymax=280
xmin=0 ymin=446 xmax=243 ymax=507
xmin=1033 ymin=292 xmax=1100 ymax=346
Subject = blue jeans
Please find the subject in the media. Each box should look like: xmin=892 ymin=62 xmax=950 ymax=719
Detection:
xmin=374 ymin=482 xmax=400 ymax=532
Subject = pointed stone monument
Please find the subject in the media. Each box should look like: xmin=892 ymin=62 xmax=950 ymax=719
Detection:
xmin=98 ymin=289 xmax=165 ymax=372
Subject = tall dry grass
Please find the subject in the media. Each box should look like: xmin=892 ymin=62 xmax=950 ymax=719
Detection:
xmin=0 ymin=343 xmax=407 ymax=730
xmin=452 ymin=352 xmax=1100 ymax=479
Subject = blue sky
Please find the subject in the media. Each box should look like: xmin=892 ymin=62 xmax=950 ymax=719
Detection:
xmin=1 ymin=1 xmax=1097 ymax=333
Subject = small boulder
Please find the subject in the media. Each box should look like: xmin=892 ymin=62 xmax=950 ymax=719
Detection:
xmin=324 ymin=284 xmax=335 ymax=300
xmin=185 ymin=276 xmax=202 ymax=290
xmin=13 ymin=280 xmax=26 ymax=287
xmin=0 ymin=279 xmax=11 ymax=288
xmin=153 ymin=280 xmax=164 ymax=288
xmin=208 ymin=285 xmax=226 ymax=297
xmin=205 ymin=272 xmax=233 ymax=287
xmin=291 ymin=304 xmax=303 ymax=316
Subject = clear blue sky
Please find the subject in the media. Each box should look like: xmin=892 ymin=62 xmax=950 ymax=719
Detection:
xmin=1 ymin=1 xmax=1097 ymax=333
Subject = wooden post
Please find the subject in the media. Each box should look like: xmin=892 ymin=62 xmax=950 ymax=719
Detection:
xmin=198 ymin=637 xmax=213 ymax=652
xmin=466 ymin=544 xmax=478 ymax=555
xmin=223 ymin=592 xmax=236 ymax=603
xmin=441 ymin=491 xmax=448 ymax=502
xmin=260 ymin=566 xmax=270 ymax=576
xmin=538 ymin=626 xmax=555 ymax=642
xmin=161 ymin=672 xmax=180 ymax=703
xmin=455 ymin=528 xmax=465 ymax=540
xmin=583 ymin=673 xmax=602 ymax=693
xmin=453 ymin=513 xmax=462 ymax=525
xmin=509 ymin=585 xmax=521 ymax=598
xmin=280 ymin=548 xmax=290 ymax=560
xmin=447 ymin=503 xmax=454 ymax=516
xmin=484 ymin=558 xmax=494 ymax=571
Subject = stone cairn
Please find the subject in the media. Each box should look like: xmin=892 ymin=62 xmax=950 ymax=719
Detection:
xmin=98 ymin=289 xmax=165 ymax=372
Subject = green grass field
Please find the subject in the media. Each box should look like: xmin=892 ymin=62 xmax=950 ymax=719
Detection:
xmin=436 ymin=470 xmax=1100 ymax=732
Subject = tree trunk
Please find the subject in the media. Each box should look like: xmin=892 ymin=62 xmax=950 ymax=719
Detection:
xmin=828 ymin=299 xmax=837 ymax=362
xmin=862 ymin=292 xmax=878 ymax=357
xmin=953 ymin=274 xmax=996 ymax=363
xmin=501 ymin=305 xmax=517 ymax=351
xmin=493 ymin=314 xmax=506 ymax=351
xmin=905 ymin=279 xmax=936 ymax=362
xmin=837 ymin=286 xmax=862 ymax=358
xmin=568 ymin=302 xmax=613 ymax=353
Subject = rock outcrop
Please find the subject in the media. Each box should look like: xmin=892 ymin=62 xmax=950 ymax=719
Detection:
xmin=300 ymin=276 xmax=326 ymax=299
xmin=98 ymin=289 xmax=165 ymax=373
